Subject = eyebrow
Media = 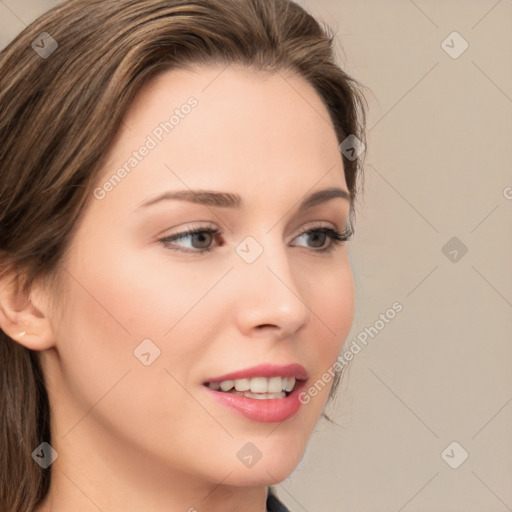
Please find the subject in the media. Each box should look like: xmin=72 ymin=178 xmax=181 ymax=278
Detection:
xmin=137 ymin=186 xmax=351 ymax=212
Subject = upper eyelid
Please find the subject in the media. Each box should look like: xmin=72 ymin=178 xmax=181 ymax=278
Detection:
xmin=162 ymin=216 xmax=347 ymax=234
xmin=160 ymin=221 xmax=344 ymax=240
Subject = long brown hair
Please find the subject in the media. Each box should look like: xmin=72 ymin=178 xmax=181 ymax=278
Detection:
xmin=0 ymin=0 xmax=366 ymax=510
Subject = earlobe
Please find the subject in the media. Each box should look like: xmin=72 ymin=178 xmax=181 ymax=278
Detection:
xmin=0 ymin=271 xmax=56 ymax=351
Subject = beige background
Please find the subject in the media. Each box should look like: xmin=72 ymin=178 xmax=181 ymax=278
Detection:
xmin=1 ymin=1 xmax=511 ymax=511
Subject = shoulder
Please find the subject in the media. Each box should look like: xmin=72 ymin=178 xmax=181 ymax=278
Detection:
xmin=266 ymin=486 xmax=292 ymax=512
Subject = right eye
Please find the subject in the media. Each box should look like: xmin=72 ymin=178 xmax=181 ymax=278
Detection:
xmin=158 ymin=226 xmax=222 ymax=253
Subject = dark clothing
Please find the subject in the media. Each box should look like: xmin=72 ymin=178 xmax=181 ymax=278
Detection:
xmin=266 ymin=486 xmax=291 ymax=512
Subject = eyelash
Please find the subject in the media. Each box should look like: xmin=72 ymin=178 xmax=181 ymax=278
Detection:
xmin=158 ymin=224 xmax=353 ymax=255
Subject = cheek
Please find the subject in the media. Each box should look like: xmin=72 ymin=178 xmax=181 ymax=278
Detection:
xmin=54 ymin=233 xmax=226 ymax=412
xmin=53 ymin=262 xmax=211 ymax=462
xmin=298 ymin=261 xmax=354 ymax=406
xmin=305 ymin=259 xmax=355 ymax=354
xmin=62 ymin=226 xmax=215 ymax=340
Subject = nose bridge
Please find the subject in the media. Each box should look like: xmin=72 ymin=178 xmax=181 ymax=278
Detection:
xmin=232 ymin=232 xmax=310 ymax=336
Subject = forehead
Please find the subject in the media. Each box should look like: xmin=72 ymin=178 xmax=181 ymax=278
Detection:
xmin=122 ymin=64 xmax=339 ymax=156
xmin=94 ymin=64 xmax=347 ymax=211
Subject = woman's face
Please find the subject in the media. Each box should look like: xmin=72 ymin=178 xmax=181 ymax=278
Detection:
xmin=41 ymin=65 xmax=354 ymax=492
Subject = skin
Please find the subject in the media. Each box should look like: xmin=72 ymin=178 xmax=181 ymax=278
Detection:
xmin=1 ymin=65 xmax=355 ymax=512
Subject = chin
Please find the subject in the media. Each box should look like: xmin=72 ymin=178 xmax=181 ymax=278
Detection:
xmin=221 ymin=433 xmax=309 ymax=487
xmin=223 ymin=461 xmax=301 ymax=487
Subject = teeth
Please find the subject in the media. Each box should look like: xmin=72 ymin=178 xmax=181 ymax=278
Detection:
xmin=234 ymin=378 xmax=250 ymax=392
xmin=268 ymin=377 xmax=282 ymax=393
xmin=285 ymin=377 xmax=295 ymax=392
xmin=239 ymin=391 xmax=285 ymax=399
xmin=208 ymin=376 xmax=297 ymax=394
xmin=219 ymin=380 xmax=234 ymax=392
xmin=250 ymin=377 xmax=268 ymax=393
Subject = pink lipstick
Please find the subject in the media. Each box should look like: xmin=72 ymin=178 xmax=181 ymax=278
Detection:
xmin=202 ymin=363 xmax=308 ymax=423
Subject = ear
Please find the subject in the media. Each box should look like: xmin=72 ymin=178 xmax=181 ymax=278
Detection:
xmin=0 ymin=270 xmax=56 ymax=351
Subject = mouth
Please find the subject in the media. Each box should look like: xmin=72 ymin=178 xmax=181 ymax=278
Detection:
xmin=204 ymin=376 xmax=299 ymax=399
xmin=202 ymin=363 xmax=308 ymax=423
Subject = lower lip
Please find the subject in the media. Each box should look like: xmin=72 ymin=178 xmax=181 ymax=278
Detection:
xmin=204 ymin=380 xmax=307 ymax=423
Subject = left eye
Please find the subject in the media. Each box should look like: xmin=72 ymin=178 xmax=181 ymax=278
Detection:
xmin=159 ymin=225 xmax=352 ymax=254
xmin=294 ymin=227 xmax=342 ymax=250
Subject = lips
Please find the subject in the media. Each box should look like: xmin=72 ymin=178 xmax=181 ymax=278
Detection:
xmin=202 ymin=363 xmax=308 ymax=423
xmin=203 ymin=363 xmax=308 ymax=383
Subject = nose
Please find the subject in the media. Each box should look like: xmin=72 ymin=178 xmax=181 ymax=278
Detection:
xmin=232 ymin=239 xmax=312 ymax=340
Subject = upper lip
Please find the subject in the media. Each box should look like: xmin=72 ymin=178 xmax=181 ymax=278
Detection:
xmin=204 ymin=363 xmax=308 ymax=383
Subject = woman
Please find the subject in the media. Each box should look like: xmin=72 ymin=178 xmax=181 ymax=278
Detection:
xmin=0 ymin=0 xmax=366 ymax=511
